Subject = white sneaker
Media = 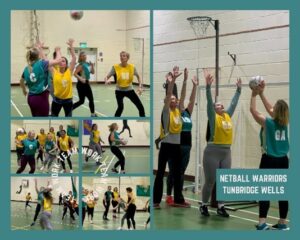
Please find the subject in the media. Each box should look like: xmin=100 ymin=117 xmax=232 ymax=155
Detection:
xmin=40 ymin=166 xmax=44 ymax=171
xmin=90 ymin=220 xmax=93 ymax=224
xmin=117 ymin=227 xmax=123 ymax=230
xmin=70 ymin=170 xmax=73 ymax=173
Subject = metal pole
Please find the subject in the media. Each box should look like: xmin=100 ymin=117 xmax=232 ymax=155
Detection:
xmin=142 ymin=38 xmax=145 ymax=87
xmin=214 ymin=20 xmax=219 ymax=102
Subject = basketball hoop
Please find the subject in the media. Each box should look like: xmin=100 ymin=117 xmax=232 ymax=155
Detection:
xmin=187 ymin=16 xmax=212 ymax=38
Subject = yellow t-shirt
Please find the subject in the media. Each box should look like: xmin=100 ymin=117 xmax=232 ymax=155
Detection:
xmin=16 ymin=133 xmax=27 ymax=148
xmin=26 ymin=195 xmax=31 ymax=201
xmin=43 ymin=198 xmax=52 ymax=212
xmin=113 ymin=191 xmax=119 ymax=201
xmin=37 ymin=133 xmax=47 ymax=146
xmin=169 ymin=108 xmax=182 ymax=134
xmin=58 ymin=136 xmax=70 ymax=151
xmin=114 ymin=63 xmax=134 ymax=88
xmin=92 ymin=130 xmax=100 ymax=143
xmin=213 ymin=113 xmax=233 ymax=144
xmin=53 ymin=68 xmax=73 ymax=99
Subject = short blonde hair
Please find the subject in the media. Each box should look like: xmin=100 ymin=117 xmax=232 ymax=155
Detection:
xmin=273 ymin=100 xmax=289 ymax=126
xmin=120 ymin=51 xmax=130 ymax=59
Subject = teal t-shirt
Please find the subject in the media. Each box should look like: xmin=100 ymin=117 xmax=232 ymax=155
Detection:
xmin=22 ymin=139 xmax=39 ymax=156
xmin=109 ymin=131 xmax=120 ymax=146
xmin=37 ymin=191 xmax=44 ymax=204
xmin=181 ymin=109 xmax=192 ymax=132
xmin=44 ymin=140 xmax=55 ymax=153
xmin=81 ymin=62 xmax=90 ymax=80
xmin=22 ymin=60 xmax=49 ymax=95
xmin=260 ymin=117 xmax=289 ymax=157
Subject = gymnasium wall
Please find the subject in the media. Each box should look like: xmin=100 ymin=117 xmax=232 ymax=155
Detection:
xmin=11 ymin=177 xmax=79 ymax=202
xmin=82 ymin=120 xmax=150 ymax=147
xmin=82 ymin=177 xmax=150 ymax=209
xmin=153 ymin=11 xmax=289 ymax=180
xmin=125 ymin=11 xmax=151 ymax=86
xmin=11 ymin=10 xmax=150 ymax=85
xmin=11 ymin=120 xmax=79 ymax=150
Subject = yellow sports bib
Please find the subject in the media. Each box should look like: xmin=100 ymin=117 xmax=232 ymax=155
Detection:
xmin=37 ymin=133 xmax=47 ymax=146
xmin=169 ymin=108 xmax=182 ymax=134
xmin=213 ymin=113 xmax=233 ymax=144
xmin=59 ymin=136 xmax=70 ymax=151
xmin=92 ymin=130 xmax=100 ymax=143
xmin=114 ymin=63 xmax=134 ymax=88
xmin=43 ymin=198 xmax=52 ymax=212
xmin=16 ymin=134 xmax=27 ymax=148
xmin=53 ymin=68 xmax=73 ymax=99
xmin=113 ymin=192 xmax=119 ymax=200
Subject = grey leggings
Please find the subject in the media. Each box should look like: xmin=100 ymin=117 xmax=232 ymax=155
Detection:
xmin=43 ymin=153 xmax=56 ymax=170
xmin=89 ymin=143 xmax=102 ymax=155
xmin=40 ymin=211 xmax=53 ymax=230
xmin=202 ymin=145 xmax=231 ymax=204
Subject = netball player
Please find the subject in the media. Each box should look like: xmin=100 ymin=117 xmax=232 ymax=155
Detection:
xmin=25 ymin=193 xmax=32 ymax=209
xmin=108 ymin=123 xmax=127 ymax=174
xmin=166 ymin=69 xmax=199 ymax=205
xmin=104 ymin=51 xmax=145 ymax=117
xmin=103 ymin=186 xmax=113 ymax=220
xmin=51 ymin=39 xmax=76 ymax=117
xmin=16 ymin=131 xmax=39 ymax=174
xmin=199 ymin=70 xmax=241 ymax=217
xmin=15 ymin=128 xmax=27 ymax=166
xmin=36 ymin=128 xmax=47 ymax=166
xmin=72 ymin=52 xmax=97 ymax=117
xmin=40 ymin=133 xmax=58 ymax=173
xmin=40 ymin=185 xmax=54 ymax=230
xmin=58 ymin=130 xmax=74 ymax=173
xmin=31 ymin=178 xmax=47 ymax=226
xmin=119 ymin=120 xmax=132 ymax=138
xmin=20 ymin=42 xmax=63 ymax=116
xmin=84 ymin=123 xmax=104 ymax=165
xmin=112 ymin=187 xmax=120 ymax=219
xmin=250 ymin=81 xmax=289 ymax=230
xmin=153 ymin=70 xmax=189 ymax=208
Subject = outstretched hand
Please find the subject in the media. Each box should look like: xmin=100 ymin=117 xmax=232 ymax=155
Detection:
xmin=203 ymin=69 xmax=214 ymax=86
xmin=172 ymin=66 xmax=182 ymax=80
xmin=66 ymin=38 xmax=74 ymax=47
xmin=191 ymin=76 xmax=199 ymax=86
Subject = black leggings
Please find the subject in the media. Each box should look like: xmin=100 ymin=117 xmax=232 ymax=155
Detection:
xmin=112 ymin=200 xmax=118 ymax=213
xmin=16 ymin=148 xmax=24 ymax=161
xmin=87 ymin=206 xmax=94 ymax=220
xmin=259 ymin=154 xmax=289 ymax=219
xmin=59 ymin=151 xmax=73 ymax=170
xmin=33 ymin=203 xmax=41 ymax=222
xmin=126 ymin=204 xmax=136 ymax=229
xmin=82 ymin=207 xmax=86 ymax=225
xmin=73 ymin=81 xmax=95 ymax=114
xmin=51 ymin=100 xmax=73 ymax=117
xmin=115 ymin=90 xmax=145 ymax=117
xmin=103 ymin=201 xmax=110 ymax=218
xmin=111 ymin=146 xmax=125 ymax=171
xmin=36 ymin=149 xmax=44 ymax=163
xmin=62 ymin=203 xmax=75 ymax=220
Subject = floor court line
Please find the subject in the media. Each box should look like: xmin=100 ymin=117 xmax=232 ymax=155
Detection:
xmin=11 ymin=99 xmax=24 ymax=117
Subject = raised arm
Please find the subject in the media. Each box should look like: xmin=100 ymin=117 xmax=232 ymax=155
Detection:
xmin=67 ymin=39 xmax=76 ymax=72
xmin=164 ymin=66 xmax=182 ymax=110
xmin=187 ymin=76 xmax=199 ymax=115
xmin=226 ymin=78 xmax=242 ymax=117
xmin=35 ymin=178 xmax=39 ymax=194
xmin=35 ymin=41 xmax=47 ymax=60
xmin=258 ymin=81 xmax=274 ymax=117
xmin=204 ymin=69 xmax=215 ymax=120
xmin=250 ymin=90 xmax=266 ymax=127
xmin=179 ymin=68 xmax=188 ymax=112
